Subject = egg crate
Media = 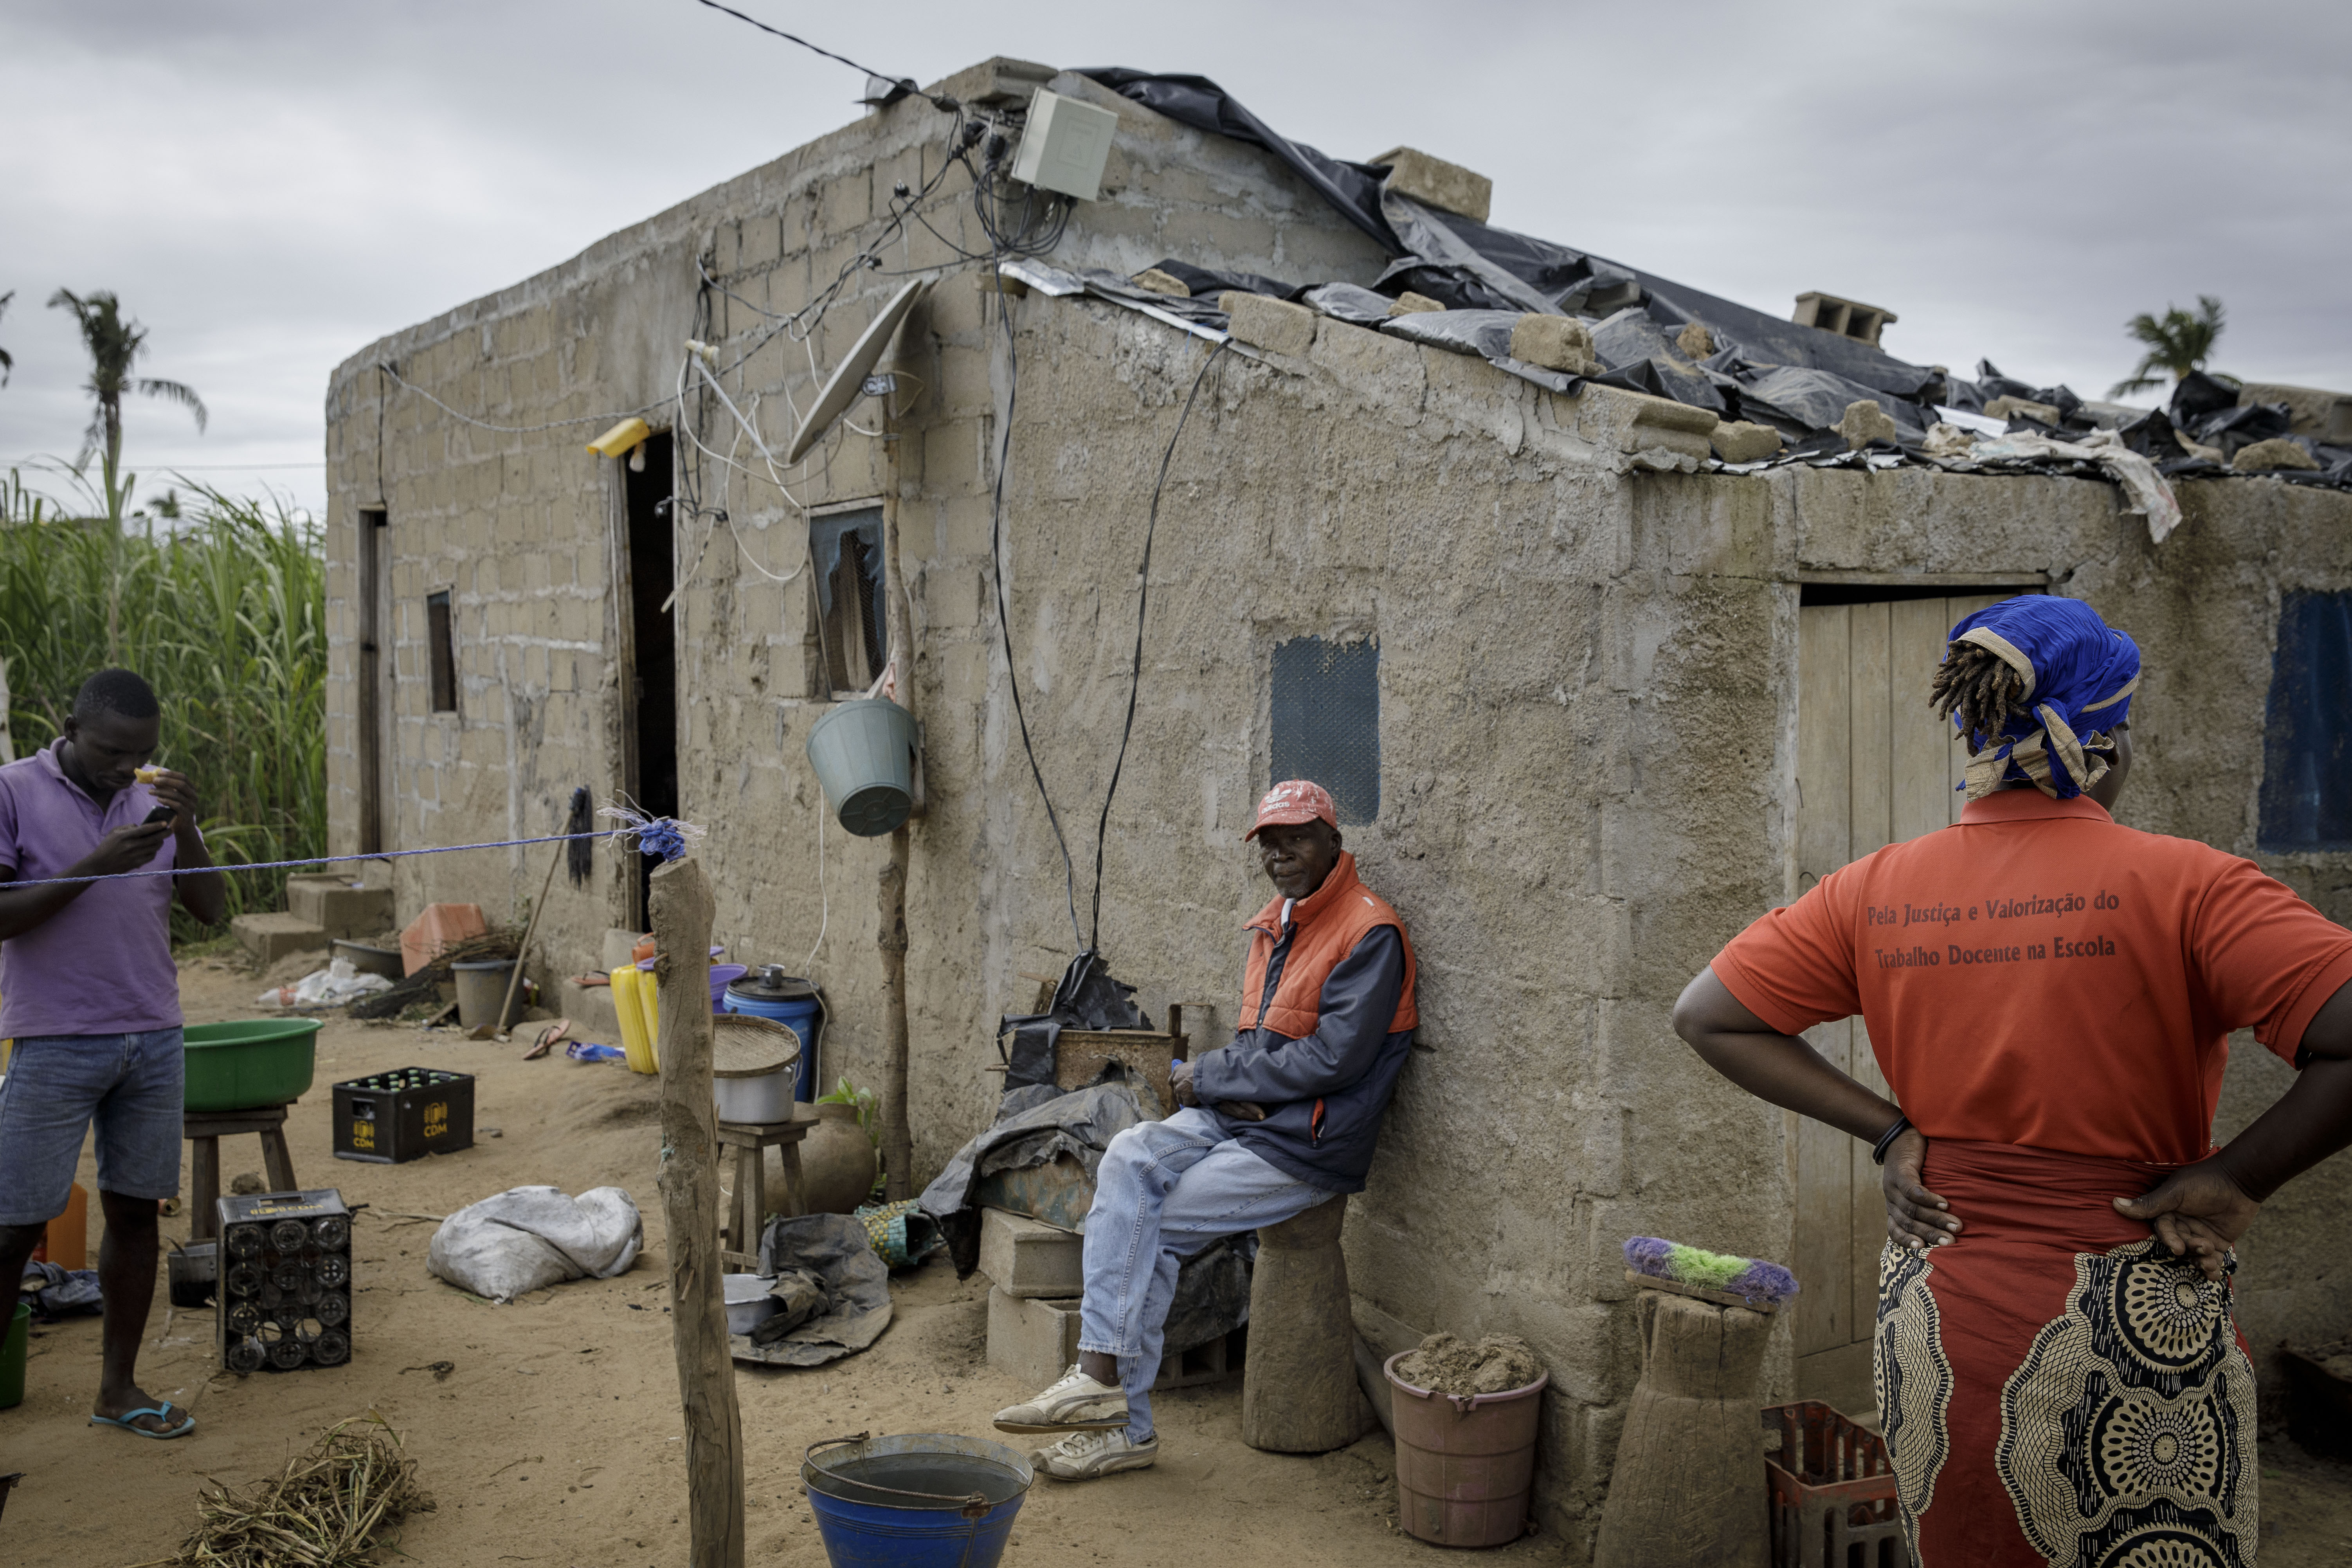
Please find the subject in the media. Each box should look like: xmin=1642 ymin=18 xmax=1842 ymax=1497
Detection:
xmin=214 ymin=1189 xmax=354 ymax=1374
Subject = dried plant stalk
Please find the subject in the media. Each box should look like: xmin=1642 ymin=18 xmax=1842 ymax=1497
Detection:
xmin=130 ymin=1415 xmax=433 ymax=1568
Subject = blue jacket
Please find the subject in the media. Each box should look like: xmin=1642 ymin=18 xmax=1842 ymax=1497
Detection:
xmin=1189 ymin=923 xmax=1413 ymax=1192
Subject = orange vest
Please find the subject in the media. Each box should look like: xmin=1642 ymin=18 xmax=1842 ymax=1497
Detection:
xmin=1240 ymin=853 xmax=1418 ymax=1039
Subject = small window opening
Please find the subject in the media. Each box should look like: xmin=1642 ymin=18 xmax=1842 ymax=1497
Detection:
xmin=1271 ymin=636 xmax=1380 ymax=826
xmin=2259 ymin=590 xmax=2352 ymax=851
xmin=426 ymin=590 xmax=457 ymax=713
xmin=810 ymin=507 xmax=888 ymax=695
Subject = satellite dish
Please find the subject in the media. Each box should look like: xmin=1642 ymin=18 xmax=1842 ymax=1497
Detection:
xmin=785 ymin=276 xmax=935 ymax=464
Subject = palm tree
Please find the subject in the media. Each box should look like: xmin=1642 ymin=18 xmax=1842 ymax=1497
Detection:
xmin=47 ymin=289 xmax=207 ymax=655
xmin=2110 ymin=295 xmax=2228 ymax=397
xmin=46 ymin=288 xmax=207 ymax=530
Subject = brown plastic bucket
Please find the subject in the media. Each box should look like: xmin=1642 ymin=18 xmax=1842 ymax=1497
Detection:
xmin=1385 ymin=1350 xmax=1548 ymax=1547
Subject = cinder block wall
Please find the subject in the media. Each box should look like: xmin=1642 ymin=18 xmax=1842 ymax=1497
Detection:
xmin=321 ymin=58 xmax=1390 ymax=1075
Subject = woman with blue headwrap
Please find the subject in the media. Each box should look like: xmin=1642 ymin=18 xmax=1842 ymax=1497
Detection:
xmin=1674 ymin=595 xmax=2352 ymax=1566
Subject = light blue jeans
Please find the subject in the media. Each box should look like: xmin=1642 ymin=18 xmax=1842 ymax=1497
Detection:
xmin=1077 ymin=1107 xmax=1331 ymax=1442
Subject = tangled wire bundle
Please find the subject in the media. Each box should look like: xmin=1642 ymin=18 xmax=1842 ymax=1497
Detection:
xmin=132 ymin=1415 xmax=432 ymax=1568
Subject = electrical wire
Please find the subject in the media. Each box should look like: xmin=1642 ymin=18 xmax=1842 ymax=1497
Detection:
xmin=683 ymin=0 xmax=955 ymax=110
xmin=984 ymin=279 xmax=1083 ymax=951
xmin=1089 ymin=339 xmax=1230 ymax=950
xmin=380 ymin=363 xmax=662 ymax=435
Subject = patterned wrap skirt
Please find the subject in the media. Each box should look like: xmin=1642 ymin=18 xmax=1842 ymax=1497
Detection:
xmin=1873 ymin=1138 xmax=2259 ymax=1567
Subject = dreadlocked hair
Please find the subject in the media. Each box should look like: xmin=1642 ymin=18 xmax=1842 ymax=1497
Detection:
xmin=1931 ymin=643 xmax=2030 ymax=751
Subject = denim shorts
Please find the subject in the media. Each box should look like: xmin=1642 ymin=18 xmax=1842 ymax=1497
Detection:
xmin=0 ymin=1028 xmax=184 ymax=1224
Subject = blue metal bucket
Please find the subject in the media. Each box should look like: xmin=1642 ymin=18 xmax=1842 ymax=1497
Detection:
xmin=803 ymin=1433 xmax=1033 ymax=1568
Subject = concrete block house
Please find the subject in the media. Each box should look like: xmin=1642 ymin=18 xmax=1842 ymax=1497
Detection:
xmin=322 ymin=57 xmax=2352 ymax=1543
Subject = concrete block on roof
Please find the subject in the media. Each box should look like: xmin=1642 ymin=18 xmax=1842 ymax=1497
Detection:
xmin=1985 ymin=394 xmax=2062 ymax=426
xmin=1838 ymin=399 xmax=1899 ymax=450
xmin=1711 ymin=421 xmax=1782 ymax=464
xmin=1675 ymin=322 xmax=1714 ymax=360
xmin=2239 ymin=383 xmax=2352 ymax=443
xmin=1370 ymin=146 xmax=1493 ymax=224
xmin=2233 ymin=437 xmax=2321 ymax=472
xmin=978 ymin=1207 xmax=1085 ymax=1298
xmin=1572 ymin=383 xmax=1718 ymax=464
xmin=1388 ymin=292 xmax=1446 ymax=317
xmin=233 ymin=912 xmax=330 ymax=965
xmin=1218 ymin=292 xmax=1316 ymax=358
xmin=1131 ymin=268 xmax=1190 ymax=297
xmin=1510 ymin=314 xmax=1601 ymax=377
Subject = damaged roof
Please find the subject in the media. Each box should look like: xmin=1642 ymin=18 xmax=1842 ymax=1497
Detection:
xmin=1054 ymin=69 xmax=2352 ymax=504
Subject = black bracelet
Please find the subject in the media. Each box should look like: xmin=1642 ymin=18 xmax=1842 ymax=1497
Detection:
xmin=1871 ymin=1114 xmax=1913 ymax=1166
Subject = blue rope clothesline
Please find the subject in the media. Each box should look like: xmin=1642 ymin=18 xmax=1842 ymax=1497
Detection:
xmin=3 ymin=818 xmax=699 ymax=891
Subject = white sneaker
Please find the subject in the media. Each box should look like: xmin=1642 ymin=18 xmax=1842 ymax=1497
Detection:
xmin=991 ymin=1364 xmax=1129 ymax=1434
xmin=1033 ymin=1427 xmax=1158 ymax=1481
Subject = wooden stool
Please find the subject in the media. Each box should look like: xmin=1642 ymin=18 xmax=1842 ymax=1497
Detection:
xmin=1593 ymin=1284 xmax=1775 ymax=1568
xmin=717 ymin=1112 xmax=812 ymax=1271
xmin=184 ymin=1104 xmax=299 ymax=1241
xmin=1243 ymin=1196 xmax=1369 ymax=1453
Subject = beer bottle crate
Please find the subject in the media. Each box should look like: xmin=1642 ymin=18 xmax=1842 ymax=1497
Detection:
xmin=216 ymin=1188 xmax=353 ymax=1374
xmin=332 ymin=1066 xmax=475 ymax=1164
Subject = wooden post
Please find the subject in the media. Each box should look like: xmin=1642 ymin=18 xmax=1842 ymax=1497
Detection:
xmin=876 ymin=406 xmax=917 ymax=1201
xmin=877 ymin=829 xmax=912 ymax=1199
xmin=650 ymin=856 xmax=744 ymax=1568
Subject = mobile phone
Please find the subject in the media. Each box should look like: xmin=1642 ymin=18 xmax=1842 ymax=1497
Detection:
xmin=143 ymin=806 xmax=175 ymax=826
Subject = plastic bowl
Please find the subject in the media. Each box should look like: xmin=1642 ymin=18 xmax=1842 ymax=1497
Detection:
xmin=725 ymin=1273 xmax=780 ymax=1336
xmin=183 ymin=1019 xmax=321 ymax=1112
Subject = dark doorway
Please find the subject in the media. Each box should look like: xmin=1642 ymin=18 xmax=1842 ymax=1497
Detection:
xmin=624 ymin=434 xmax=678 ymax=927
xmin=356 ymin=507 xmax=387 ymax=854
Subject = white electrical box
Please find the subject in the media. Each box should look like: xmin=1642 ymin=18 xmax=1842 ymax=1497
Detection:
xmin=1010 ymin=89 xmax=1118 ymax=203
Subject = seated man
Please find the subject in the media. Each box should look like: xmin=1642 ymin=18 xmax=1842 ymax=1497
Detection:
xmin=993 ymin=779 xmax=1418 ymax=1480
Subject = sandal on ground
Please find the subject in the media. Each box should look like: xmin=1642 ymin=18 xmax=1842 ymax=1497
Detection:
xmin=90 ymin=1402 xmax=196 ymax=1440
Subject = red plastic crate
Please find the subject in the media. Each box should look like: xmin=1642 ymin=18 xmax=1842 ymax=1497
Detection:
xmin=1762 ymin=1401 xmax=1909 ymax=1568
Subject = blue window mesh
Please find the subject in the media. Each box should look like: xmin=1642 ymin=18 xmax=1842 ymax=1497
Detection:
xmin=1271 ymin=637 xmax=1379 ymax=826
xmin=2260 ymin=591 xmax=2352 ymax=851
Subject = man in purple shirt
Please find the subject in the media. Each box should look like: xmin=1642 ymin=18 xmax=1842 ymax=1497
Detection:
xmin=0 ymin=668 xmax=223 ymax=1439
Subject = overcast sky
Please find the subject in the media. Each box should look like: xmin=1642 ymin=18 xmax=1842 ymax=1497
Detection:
xmin=4 ymin=1 xmax=2347 ymax=518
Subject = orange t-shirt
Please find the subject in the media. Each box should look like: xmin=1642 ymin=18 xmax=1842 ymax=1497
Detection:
xmin=1713 ymin=789 xmax=2352 ymax=1163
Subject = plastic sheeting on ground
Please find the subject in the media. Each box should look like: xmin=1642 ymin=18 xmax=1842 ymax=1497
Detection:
xmin=426 ymin=1185 xmax=643 ymax=1303
xmin=731 ymin=1212 xmax=894 ymax=1367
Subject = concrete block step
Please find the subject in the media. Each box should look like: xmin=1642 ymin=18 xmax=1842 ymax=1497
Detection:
xmin=286 ymin=877 xmax=395 ymax=940
xmin=233 ymin=912 xmax=330 ymax=965
xmin=978 ymin=1206 xmax=1083 ymax=1299
xmin=560 ymin=977 xmax=624 ymax=1047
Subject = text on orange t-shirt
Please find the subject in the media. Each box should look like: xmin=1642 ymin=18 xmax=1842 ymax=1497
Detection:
xmin=1711 ymin=789 xmax=2352 ymax=1163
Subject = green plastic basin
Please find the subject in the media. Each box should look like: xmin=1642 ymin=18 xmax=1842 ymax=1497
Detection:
xmin=183 ymin=1019 xmax=321 ymax=1112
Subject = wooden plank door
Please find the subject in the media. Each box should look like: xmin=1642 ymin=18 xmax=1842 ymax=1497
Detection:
xmin=1790 ymin=593 xmax=2000 ymax=1416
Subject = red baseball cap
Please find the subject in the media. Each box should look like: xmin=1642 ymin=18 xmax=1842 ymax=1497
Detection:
xmin=1244 ymin=779 xmax=1336 ymax=840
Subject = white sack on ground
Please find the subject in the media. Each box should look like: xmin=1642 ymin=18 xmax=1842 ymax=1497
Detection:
xmin=427 ymin=1185 xmax=643 ymax=1302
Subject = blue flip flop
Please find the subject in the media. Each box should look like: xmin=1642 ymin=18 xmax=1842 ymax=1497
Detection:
xmin=90 ymin=1402 xmax=196 ymax=1440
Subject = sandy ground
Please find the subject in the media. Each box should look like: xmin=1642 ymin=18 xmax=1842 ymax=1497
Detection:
xmin=6 ymin=953 xmax=2349 ymax=1565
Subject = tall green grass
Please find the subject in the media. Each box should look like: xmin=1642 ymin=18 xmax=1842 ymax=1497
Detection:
xmin=0 ymin=477 xmax=326 ymax=942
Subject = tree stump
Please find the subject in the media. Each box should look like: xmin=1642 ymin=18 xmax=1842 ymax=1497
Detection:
xmin=1592 ymin=1289 xmax=1772 ymax=1568
xmin=651 ymin=857 xmax=745 ymax=1568
xmin=1242 ymin=1197 xmax=1367 ymax=1453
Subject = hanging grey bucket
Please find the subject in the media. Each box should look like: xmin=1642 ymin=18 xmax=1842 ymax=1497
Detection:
xmin=806 ymin=698 xmax=918 ymax=837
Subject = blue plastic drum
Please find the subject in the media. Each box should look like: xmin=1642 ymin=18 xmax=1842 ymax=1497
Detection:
xmin=724 ymin=967 xmax=825 ymax=1102
xmin=802 ymin=1432 xmax=1033 ymax=1568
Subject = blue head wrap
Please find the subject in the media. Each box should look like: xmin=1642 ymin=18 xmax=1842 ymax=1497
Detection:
xmin=1945 ymin=597 xmax=2140 ymax=800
